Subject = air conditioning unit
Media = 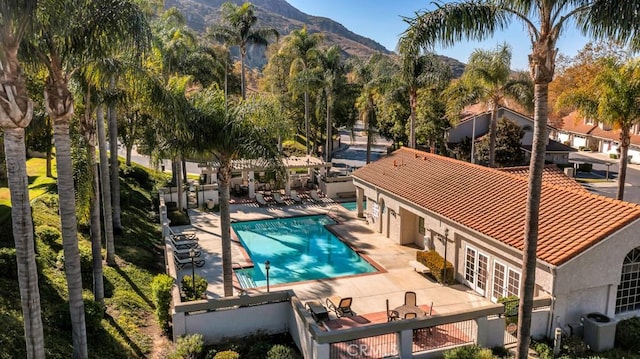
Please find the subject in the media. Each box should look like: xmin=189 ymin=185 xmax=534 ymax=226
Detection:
xmin=581 ymin=312 xmax=616 ymax=352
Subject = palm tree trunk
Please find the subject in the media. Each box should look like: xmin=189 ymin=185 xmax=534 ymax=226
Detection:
xmin=46 ymin=139 xmax=52 ymax=178
xmin=175 ymin=158 xmax=184 ymax=211
xmin=4 ymin=128 xmax=46 ymax=359
xmin=409 ymin=90 xmax=417 ymax=149
xmin=108 ymin=76 xmax=122 ymax=233
xmin=617 ymin=128 xmax=630 ymax=200
xmin=304 ymin=91 xmax=310 ymax=155
xmin=325 ymin=96 xmax=332 ymax=162
xmin=219 ymin=162 xmax=233 ymax=297
xmin=125 ymin=145 xmax=132 ymax=166
xmin=87 ymin=143 xmax=104 ymax=304
xmin=240 ymin=47 xmax=246 ymax=100
xmin=98 ymin=105 xmax=116 ymax=266
xmin=488 ymin=105 xmax=497 ymax=167
xmin=516 ymin=82 xmax=548 ymax=359
xmin=52 ymin=120 xmax=89 ymax=359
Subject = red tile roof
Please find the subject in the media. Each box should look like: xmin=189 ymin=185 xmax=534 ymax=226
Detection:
xmin=498 ymin=165 xmax=586 ymax=192
xmin=556 ymin=112 xmax=597 ymax=135
xmin=352 ymin=147 xmax=640 ymax=266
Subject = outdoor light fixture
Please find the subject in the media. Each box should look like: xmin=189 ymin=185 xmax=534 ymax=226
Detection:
xmin=441 ymin=228 xmax=449 ymax=285
xmin=189 ymin=248 xmax=196 ymax=296
xmin=265 ymin=260 xmax=271 ymax=293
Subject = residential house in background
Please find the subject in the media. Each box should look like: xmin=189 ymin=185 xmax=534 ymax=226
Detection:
xmin=351 ymin=147 xmax=640 ymax=338
xmin=447 ymin=105 xmax=574 ymax=165
xmin=554 ymin=111 xmax=640 ymax=163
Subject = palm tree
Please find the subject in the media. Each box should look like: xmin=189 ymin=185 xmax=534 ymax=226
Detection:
xmin=285 ymin=27 xmax=322 ymax=155
xmin=559 ymin=59 xmax=640 ymax=200
xmin=402 ymin=2 xmax=639 ymax=357
xmin=189 ymin=88 xmax=282 ymax=296
xmin=318 ymin=45 xmax=345 ymax=162
xmin=0 ymin=2 xmax=45 ymax=357
xmin=209 ymin=2 xmax=278 ymax=100
xmin=397 ymin=42 xmax=452 ymax=149
xmin=25 ymin=1 xmax=150 ymax=356
xmin=444 ymin=44 xmax=532 ymax=167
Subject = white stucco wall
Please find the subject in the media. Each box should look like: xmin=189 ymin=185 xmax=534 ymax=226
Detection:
xmin=553 ymin=219 xmax=640 ymax=329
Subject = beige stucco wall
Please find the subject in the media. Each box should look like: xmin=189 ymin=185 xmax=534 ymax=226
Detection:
xmin=553 ymin=219 xmax=640 ymax=329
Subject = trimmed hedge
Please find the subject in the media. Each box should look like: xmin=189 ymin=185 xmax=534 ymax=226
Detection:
xmin=416 ymin=250 xmax=454 ymax=284
xmin=151 ymin=274 xmax=174 ymax=332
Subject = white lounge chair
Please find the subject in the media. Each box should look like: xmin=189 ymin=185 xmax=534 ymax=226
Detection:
xmin=255 ymin=193 xmax=268 ymax=206
xmin=310 ymin=189 xmax=322 ymax=203
xmin=290 ymin=190 xmax=302 ymax=203
xmin=273 ymin=192 xmax=286 ymax=205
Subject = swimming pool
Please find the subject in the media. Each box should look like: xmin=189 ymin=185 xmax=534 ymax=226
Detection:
xmin=231 ymin=215 xmax=376 ymax=287
xmin=340 ymin=201 xmax=365 ymax=211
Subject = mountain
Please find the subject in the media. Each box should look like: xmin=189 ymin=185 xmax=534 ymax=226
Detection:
xmin=165 ymin=0 xmax=466 ymax=76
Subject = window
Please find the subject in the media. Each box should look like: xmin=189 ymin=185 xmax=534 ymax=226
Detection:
xmin=418 ymin=217 xmax=425 ymax=234
xmin=492 ymin=260 xmax=520 ymax=301
xmin=465 ymin=247 xmax=476 ymax=283
xmin=616 ymin=248 xmax=640 ymax=313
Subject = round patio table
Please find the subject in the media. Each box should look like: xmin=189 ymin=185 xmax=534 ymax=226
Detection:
xmin=394 ymin=304 xmax=426 ymax=319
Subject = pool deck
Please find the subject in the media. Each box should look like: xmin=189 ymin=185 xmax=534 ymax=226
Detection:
xmin=171 ymin=200 xmax=490 ymax=317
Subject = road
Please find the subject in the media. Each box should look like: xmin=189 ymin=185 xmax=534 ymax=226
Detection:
xmin=569 ymin=152 xmax=640 ymax=204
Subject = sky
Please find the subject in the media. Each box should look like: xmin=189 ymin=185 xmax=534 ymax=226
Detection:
xmin=285 ymin=0 xmax=593 ymax=71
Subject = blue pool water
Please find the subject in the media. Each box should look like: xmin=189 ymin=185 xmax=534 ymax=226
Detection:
xmin=340 ymin=201 xmax=365 ymax=211
xmin=231 ymin=215 xmax=376 ymax=287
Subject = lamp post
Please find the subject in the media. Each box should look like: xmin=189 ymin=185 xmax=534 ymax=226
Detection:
xmin=442 ymin=228 xmax=449 ymax=285
xmin=265 ymin=260 xmax=271 ymax=292
xmin=189 ymin=248 xmax=196 ymax=298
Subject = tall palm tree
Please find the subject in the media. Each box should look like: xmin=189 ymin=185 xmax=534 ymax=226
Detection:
xmin=285 ymin=27 xmax=322 ymax=155
xmin=0 ymin=2 xmax=45 ymax=357
xmin=24 ymin=1 xmax=150 ymax=356
xmin=559 ymin=58 xmax=640 ymax=200
xmin=209 ymin=2 xmax=278 ymax=100
xmin=318 ymin=45 xmax=345 ymax=162
xmin=397 ymin=42 xmax=452 ymax=149
xmin=444 ymin=44 xmax=532 ymax=167
xmin=402 ymin=2 xmax=639 ymax=357
xmin=189 ymin=88 xmax=282 ymax=296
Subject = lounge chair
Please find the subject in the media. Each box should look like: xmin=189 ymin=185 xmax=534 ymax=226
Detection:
xmin=168 ymin=227 xmax=198 ymax=241
xmin=173 ymin=251 xmax=205 ymax=270
xmin=173 ymin=247 xmax=202 ymax=257
xmin=290 ymin=190 xmax=302 ymax=203
xmin=273 ymin=192 xmax=286 ymax=205
xmin=305 ymin=300 xmax=329 ymax=323
xmin=386 ymin=299 xmax=399 ymax=322
xmin=169 ymin=235 xmax=199 ymax=250
xmin=255 ymin=193 xmax=268 ymax=206
xmin=326 ymin=296 xmax=353 ymax=318
xmin=405 ymin=291 xmax=417 ymax=307
xmin=309 ymin=189 xmax=322 ymax=203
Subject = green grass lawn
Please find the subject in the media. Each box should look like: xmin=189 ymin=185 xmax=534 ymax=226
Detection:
xmin=0 ymin=157 xmax=57 ymax=223
xmin=0 ymin=161 xmax=166 ymax=358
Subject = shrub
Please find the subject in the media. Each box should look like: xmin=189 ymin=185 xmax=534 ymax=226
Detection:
xmin=577 ymin=163 xmax=592 ymax=172
xmin=443 ymin=345 xmax=494 ymax=359
xmin=121 ymin=165 xmax=152 ymax=190
xmin=213 ymin=350 xmax=240 ymax=359
xmin=498 ymin=296 xmax=519 ymax=326
xmin=151 ymin=274 xmax=174 ymax=331
xmin=181 ymin=274 xmax=207 ymax=301
xmin=168 ymin=334 xmax=204 ymax=359
xmin=615 ymin=316 xmax=640 ymax=352
xmin=416 ymin=250 xmax=454 ymax=284
xmin=610 ymin=153 xmax=619 ymax=159
xmin=0 ymin=248 xmax=17 ymax=279
xmin=531 ymin=339 xmax=553 ymax=359
xmin=35 ymin=225 xmax=61 ymax=244
xmin=168 ymin=210 xmax=190 ymax=226
xmin=558 ymin=334 xmax=588 ymax=358
xmin=267 ymin=344 xmax=298 ymax=359
xmin=53 ymin=298 xmax=104 ymax=335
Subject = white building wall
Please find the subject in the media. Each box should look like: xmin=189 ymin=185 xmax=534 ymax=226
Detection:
xmin=553 ymin=219 xmax=640 ymax=330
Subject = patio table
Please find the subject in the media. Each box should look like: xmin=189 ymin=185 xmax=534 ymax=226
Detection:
xmin=394 ymin=304 xmax=426 ymax=319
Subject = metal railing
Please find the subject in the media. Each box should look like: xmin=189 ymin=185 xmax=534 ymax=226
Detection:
xmin=330 ymin=333 xmax=398 ymax=359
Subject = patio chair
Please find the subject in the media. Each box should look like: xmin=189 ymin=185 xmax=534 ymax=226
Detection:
xmin=273 ymin=192 xmax=286 ymax=205
xmin=168 ymin=227 xmax=198 ymax=241
xmin=255 ymin=193 xmax=268 ymax=206
xmin=404 ymin=312 xmax=417 ymax=319
xmin=305 ymin=300 xmax=329 ymax=323
xmin=405 ymin=291 xmax=417 ymax=307
xmin=310 ymin=189 xmax=322 ymax=203
xmin=290 ymin=190 xmax=303 ymax=203
xmin=386 ymin=299 xmax=399 ymax=322
xmin=173 ymin=251 xmax=205 ymax=270
xmin=169 ymin=235 xmax=199 ymax=250
xmin=326 ymin=296 xmax=353 ymax=318
xmin=173 ymin=247 xmax=202 ymax=258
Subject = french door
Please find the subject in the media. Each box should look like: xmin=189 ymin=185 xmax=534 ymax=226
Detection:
xmin=464 ymin=246 xmax=488 ymax=296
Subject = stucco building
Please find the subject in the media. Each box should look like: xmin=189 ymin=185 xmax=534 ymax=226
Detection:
xmin=351 ymin=147 xmax=640 ymax=336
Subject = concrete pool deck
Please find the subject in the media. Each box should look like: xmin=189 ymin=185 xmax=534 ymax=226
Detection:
xmin=171 ymin=201 xmax=490 ymax=317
